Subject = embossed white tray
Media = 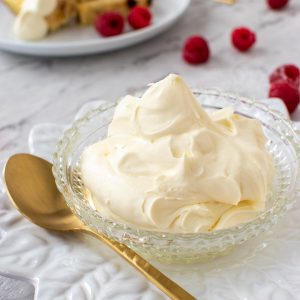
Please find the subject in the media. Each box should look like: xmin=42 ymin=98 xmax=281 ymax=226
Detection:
xmin=1 ymin=98 xmax=300 ymax=300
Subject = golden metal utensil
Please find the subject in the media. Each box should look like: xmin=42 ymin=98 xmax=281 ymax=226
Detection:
xmin=3 ymin=153 xmax=196 ymax=300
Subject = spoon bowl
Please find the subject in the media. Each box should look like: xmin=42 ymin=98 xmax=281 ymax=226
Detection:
xmin=4 ymin=154 xmax=83 ymax=231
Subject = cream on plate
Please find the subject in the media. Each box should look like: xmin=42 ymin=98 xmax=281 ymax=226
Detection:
xmin=81 ymin=74 xmax=274 ymax=233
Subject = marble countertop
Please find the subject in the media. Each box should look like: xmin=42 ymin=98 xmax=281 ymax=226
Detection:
xmin=1 ymin=0 xmax=300 ymax=299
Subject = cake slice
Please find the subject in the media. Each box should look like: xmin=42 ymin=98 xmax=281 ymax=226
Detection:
xmin=77 ymin=0 xmax=152 ymax=25
xmin=46 ymin=0 xmax=77 ymax=31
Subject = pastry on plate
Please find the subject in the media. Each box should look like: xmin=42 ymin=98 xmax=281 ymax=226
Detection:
xmin=4 ymin=0 xmax=153 ymax=40
xmin=77 ymin=0 xmax=152 ymax=25
xmin=46 ymin=0 xmax=77 ymax=31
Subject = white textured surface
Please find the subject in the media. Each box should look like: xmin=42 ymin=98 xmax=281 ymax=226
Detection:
xmin=1 ymin=0 xmax=300 ymax=298
xmin=0 ymin=272 xmax=36 ymax=300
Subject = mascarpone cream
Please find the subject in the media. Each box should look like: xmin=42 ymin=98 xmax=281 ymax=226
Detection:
xmin=81 ymin=74 xmax=274 ymax=233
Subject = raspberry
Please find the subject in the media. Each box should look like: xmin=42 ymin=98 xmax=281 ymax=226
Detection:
xmin=128 ymin=6 xmax=152 ymax=29
xmin=95 ymin=12 xmax=124 ymax=37
xmin=269 ymin=64 xmax=300 ymax=88
xmin=231 ymin=27 xmax=256 ymax=52
xmin=182 ymin=36 xmax=210 ymax=65
xmin=269 ymin=81 xmax=300 ymax=114
xmin=267 ymin=0 xmax=289 ymax=10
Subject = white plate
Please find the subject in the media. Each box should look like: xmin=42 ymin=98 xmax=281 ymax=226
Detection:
xmin=0 ymin=0 xmax=189 ymax=57
xmin=1 ymin=98 xmax=300 ymax=300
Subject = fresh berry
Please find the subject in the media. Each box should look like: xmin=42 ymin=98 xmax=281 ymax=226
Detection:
xmin=269 ymin=64 xmax=300 ymax=88
xmin=182 ymin=36 xmax=210 ymax=64
xmin=231 ymin=27 xmax=256 ymax=52
xmin=95 ymin=12 xmax=124 ymax=37
xmin=128 ymin=6 xmax=152 ymax=29
xmin=267 ymin=0 xmax=289 ymax=10
xmin=269 ymin=81 xmax=300 ymax=114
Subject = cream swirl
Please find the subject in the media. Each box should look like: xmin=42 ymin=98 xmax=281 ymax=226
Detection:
xmin=13 ymin=0 xmax=57 ymax=40
xmin=81 ymin=74 xmax=274 ymax=233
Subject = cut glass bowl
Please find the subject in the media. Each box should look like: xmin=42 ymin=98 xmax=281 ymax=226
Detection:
xmin=53 ymin=90 xmax=300 ymax=263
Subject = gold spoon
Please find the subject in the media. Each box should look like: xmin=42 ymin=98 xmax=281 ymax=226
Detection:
xmin=3 ymin=153 xmax=196 ymax=300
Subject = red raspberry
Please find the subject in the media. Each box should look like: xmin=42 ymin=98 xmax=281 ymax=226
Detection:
xmin=182 ymin=35 xmax=210 ymax=65
xmin=269 ymin=81 xmax=300 ymax=114
xmin=231 ymin=27 xmax=256 ymax=52
xmin=95 ymin=12 xmax=124 ymax=37
xmin=269 ymin=64 xmax=300 ymax=88
xmin=267 ymin=0 xmax=289 ymax=10
xmin=128 ymin=6 xmax=152 ymax=29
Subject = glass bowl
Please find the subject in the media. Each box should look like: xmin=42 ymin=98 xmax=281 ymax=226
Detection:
xmin=53 ymin=89 xmax=300 ymax=263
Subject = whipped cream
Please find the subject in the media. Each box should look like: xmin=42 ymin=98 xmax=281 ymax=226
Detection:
xmin=81 ymin=74 xmax=274 ymax=233
xmin=13 ymin=0 xmax=57 ymax=40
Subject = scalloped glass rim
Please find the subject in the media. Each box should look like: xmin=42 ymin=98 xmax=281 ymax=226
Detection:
xmin=53 ymin=89 xmax=300 ymax=255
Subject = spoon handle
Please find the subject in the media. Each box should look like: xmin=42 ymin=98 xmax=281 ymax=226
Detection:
xmin=83 ymin=228 xmax=196 ymax=300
